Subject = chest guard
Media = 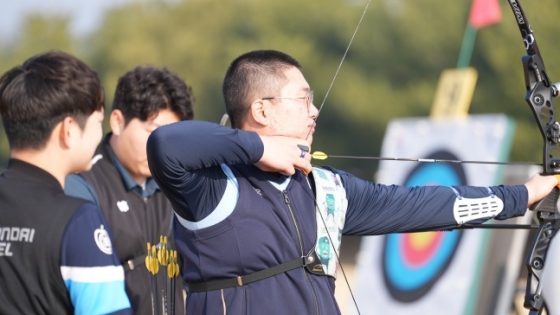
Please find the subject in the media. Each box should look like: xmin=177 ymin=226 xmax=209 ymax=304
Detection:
xmin=305 ymin=167 xmax=348 ymax=278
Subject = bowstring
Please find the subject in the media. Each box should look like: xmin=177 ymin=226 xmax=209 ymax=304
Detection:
xmin=306 ymin=0 xmax=372 ymax=141
xmin=304 ymin=1 xmax=372 ymax=314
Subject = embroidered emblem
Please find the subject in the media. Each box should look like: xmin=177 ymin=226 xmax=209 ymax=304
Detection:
xmin=117 ymin=200 xmax=130 ymax=212
xmin=94 ymin=225 xmax=113 ymax=255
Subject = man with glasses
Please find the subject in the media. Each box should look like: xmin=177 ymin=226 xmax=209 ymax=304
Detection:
xmin=146 ymin=49 xmax=559 ymax=315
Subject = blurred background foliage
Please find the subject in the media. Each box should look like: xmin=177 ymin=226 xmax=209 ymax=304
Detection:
xmin=1 ymin=0 xmax=559 ymax=179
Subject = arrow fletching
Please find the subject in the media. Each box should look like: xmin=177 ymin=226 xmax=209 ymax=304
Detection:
xmin=311 ymin=151 xmax=328 ymax=160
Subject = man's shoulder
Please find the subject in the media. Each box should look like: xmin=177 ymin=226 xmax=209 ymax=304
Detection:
xmin=80 ymin=150 xmax=120 ymax=182
xmin=55 ymin=191 xmax=94 ymax=211
xmin=64 ymin=173 xmax=100 ymax=206
xmin=19 ymin=187 xmax=91 ymax=222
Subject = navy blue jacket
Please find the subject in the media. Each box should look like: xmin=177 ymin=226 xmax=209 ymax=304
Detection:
xmin=147 ymin=120 xmax=528 ymax=315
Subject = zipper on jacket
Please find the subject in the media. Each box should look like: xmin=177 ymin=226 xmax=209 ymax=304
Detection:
xmin=282 ymin=190 xmax=320 ymax=315
xmin=283 ymin=191 xmax=304 ymax=254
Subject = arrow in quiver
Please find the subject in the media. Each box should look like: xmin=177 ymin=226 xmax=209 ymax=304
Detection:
xmin=146 ymin=236 xmax=181 ymax=315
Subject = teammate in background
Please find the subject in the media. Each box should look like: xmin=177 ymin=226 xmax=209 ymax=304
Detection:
xmin=146 ymin=49 xmax=560 ymax=315
xmin=0 ymin=51 xmax=131 ymax=314
xmin=65 ymin=66 xmax=194 ymax=315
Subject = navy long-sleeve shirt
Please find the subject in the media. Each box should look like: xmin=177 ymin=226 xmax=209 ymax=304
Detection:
xmin=146 ymin=120 xmax=529 ymax=315
xmin=147 ymin=120 xmax=528 ymax=235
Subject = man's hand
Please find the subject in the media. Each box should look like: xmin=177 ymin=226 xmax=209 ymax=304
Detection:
xmin=524 ymin=173 xmax=560 ymax=206
xmin=256 ymin=136 xmax=312 ymax=176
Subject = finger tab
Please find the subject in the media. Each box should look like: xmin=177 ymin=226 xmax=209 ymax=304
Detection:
xmin=555 ymin=174 xmax=560 ymax=188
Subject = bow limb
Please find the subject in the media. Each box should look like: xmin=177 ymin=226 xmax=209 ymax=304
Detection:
xmin=507 ymin=1 xmax=560 ymax=313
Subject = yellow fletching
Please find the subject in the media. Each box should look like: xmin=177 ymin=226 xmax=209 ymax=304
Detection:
xmin=167 ymin=250 xmax=179 ymax=278
xmin=145 ymin=243 xmax=151 ymax=272
xmin=173 ymin=251 xmax=180 ymax=277
xmin=158 ymin=249 xmax=169 ymax=266
xmin=168 ymin=264 xmax=175 ymax=278
xmin=157 ymin=235 xmax=169 ymax=266
xmin=311 ymin=151 xmax=328 ymax=160
xmin=150 ymin=245 xmax=159 ymax=274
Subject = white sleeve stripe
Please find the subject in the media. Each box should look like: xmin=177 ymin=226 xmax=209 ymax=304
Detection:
xmin=176 ymin=164 xmax=239 ymax=231
xmin=60 ymin=265 xmax=125 ymax=283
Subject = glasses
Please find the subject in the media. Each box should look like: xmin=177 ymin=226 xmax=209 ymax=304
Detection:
xmin=262 ymin=90 xmax=314 ymax=112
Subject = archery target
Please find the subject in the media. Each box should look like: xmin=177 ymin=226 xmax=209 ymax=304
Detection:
xmin=349 ymin=115 xmax=515 ymax=315
xmin=382 ymin=151 xmax=466 ymax=302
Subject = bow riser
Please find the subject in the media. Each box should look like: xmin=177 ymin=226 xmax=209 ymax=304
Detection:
xmin=521 ymin=55 xmax=560 ymax=173
xmin=507 ymin=0 xmax=560 ymax=313
xmin=523 ymin=213 xmax=560 ymax=313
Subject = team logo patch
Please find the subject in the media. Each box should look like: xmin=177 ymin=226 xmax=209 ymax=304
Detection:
xmin=117 ymin=200 xmax=130 ymax=212
xmin=94 ymin=225 xmax=113 ymax=255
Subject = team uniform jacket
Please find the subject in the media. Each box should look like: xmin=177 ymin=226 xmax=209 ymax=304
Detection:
xmin=65 ymin=134 xmax=183 ymax=315
xmin=147 ymin=120 xmax=529 ymax=315
xmin=0 ymin=159 xmax=131 ymax=315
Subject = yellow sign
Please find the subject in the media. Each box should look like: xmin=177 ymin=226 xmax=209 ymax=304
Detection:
xmin=430 ymin=68 xmax=478 ymax=118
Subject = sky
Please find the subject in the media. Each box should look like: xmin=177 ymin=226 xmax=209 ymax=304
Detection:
xmin=0 ymin=0 xmax=138 ymax=41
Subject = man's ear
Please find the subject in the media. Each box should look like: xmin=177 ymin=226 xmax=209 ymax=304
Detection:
xmin=58 ymin=116 xmax=78 ymax=149
xmin=249 ymin=99 xmax=271 ymax=127
xmin=109 ymin=109 xmax=125 ymax=135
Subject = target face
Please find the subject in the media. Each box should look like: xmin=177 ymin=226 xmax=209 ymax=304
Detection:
xmin=382 ymin=150 xmax=466 ymax=302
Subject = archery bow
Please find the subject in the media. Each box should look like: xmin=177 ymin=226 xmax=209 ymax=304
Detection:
xmin=223 ymin=2 xmax=558 ymax=313
xmin=506 ymin=0 xmax=560 ymax=313
xmin=312 ymin=1 xmax=560 ymax=313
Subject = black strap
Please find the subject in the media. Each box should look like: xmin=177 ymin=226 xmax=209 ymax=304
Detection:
xmin=186 ymin=256 xmax=312 ymax=293
xmin=123 ymin=256 xmax=145 ymax=271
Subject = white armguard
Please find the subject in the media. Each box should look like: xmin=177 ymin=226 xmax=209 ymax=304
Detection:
xmin=451 ymin=187 xmax=504 ymax=225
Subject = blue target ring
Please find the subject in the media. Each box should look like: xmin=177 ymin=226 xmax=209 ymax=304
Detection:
xmin=381 ymin=150 xmax=466 ymax=302
xmin=385 ymin=228 xmax=460 ymax=291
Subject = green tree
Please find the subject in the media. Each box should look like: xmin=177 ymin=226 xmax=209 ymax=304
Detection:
xmin=2 ymin=0 xmax=560 ymax=177
xmin=0 ymin=15 xmax=77 ymax=169
xmin=87 ymin=0 xmax=471 ymax=178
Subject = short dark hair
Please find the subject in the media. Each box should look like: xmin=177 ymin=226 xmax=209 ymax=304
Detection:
xmin=112 ymin=66 xmax=195 ymax=124
xmin=222 ymin=50 xmax=301 ymax=129
xmin=0 ymin=50 xmax=104 ymax=150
